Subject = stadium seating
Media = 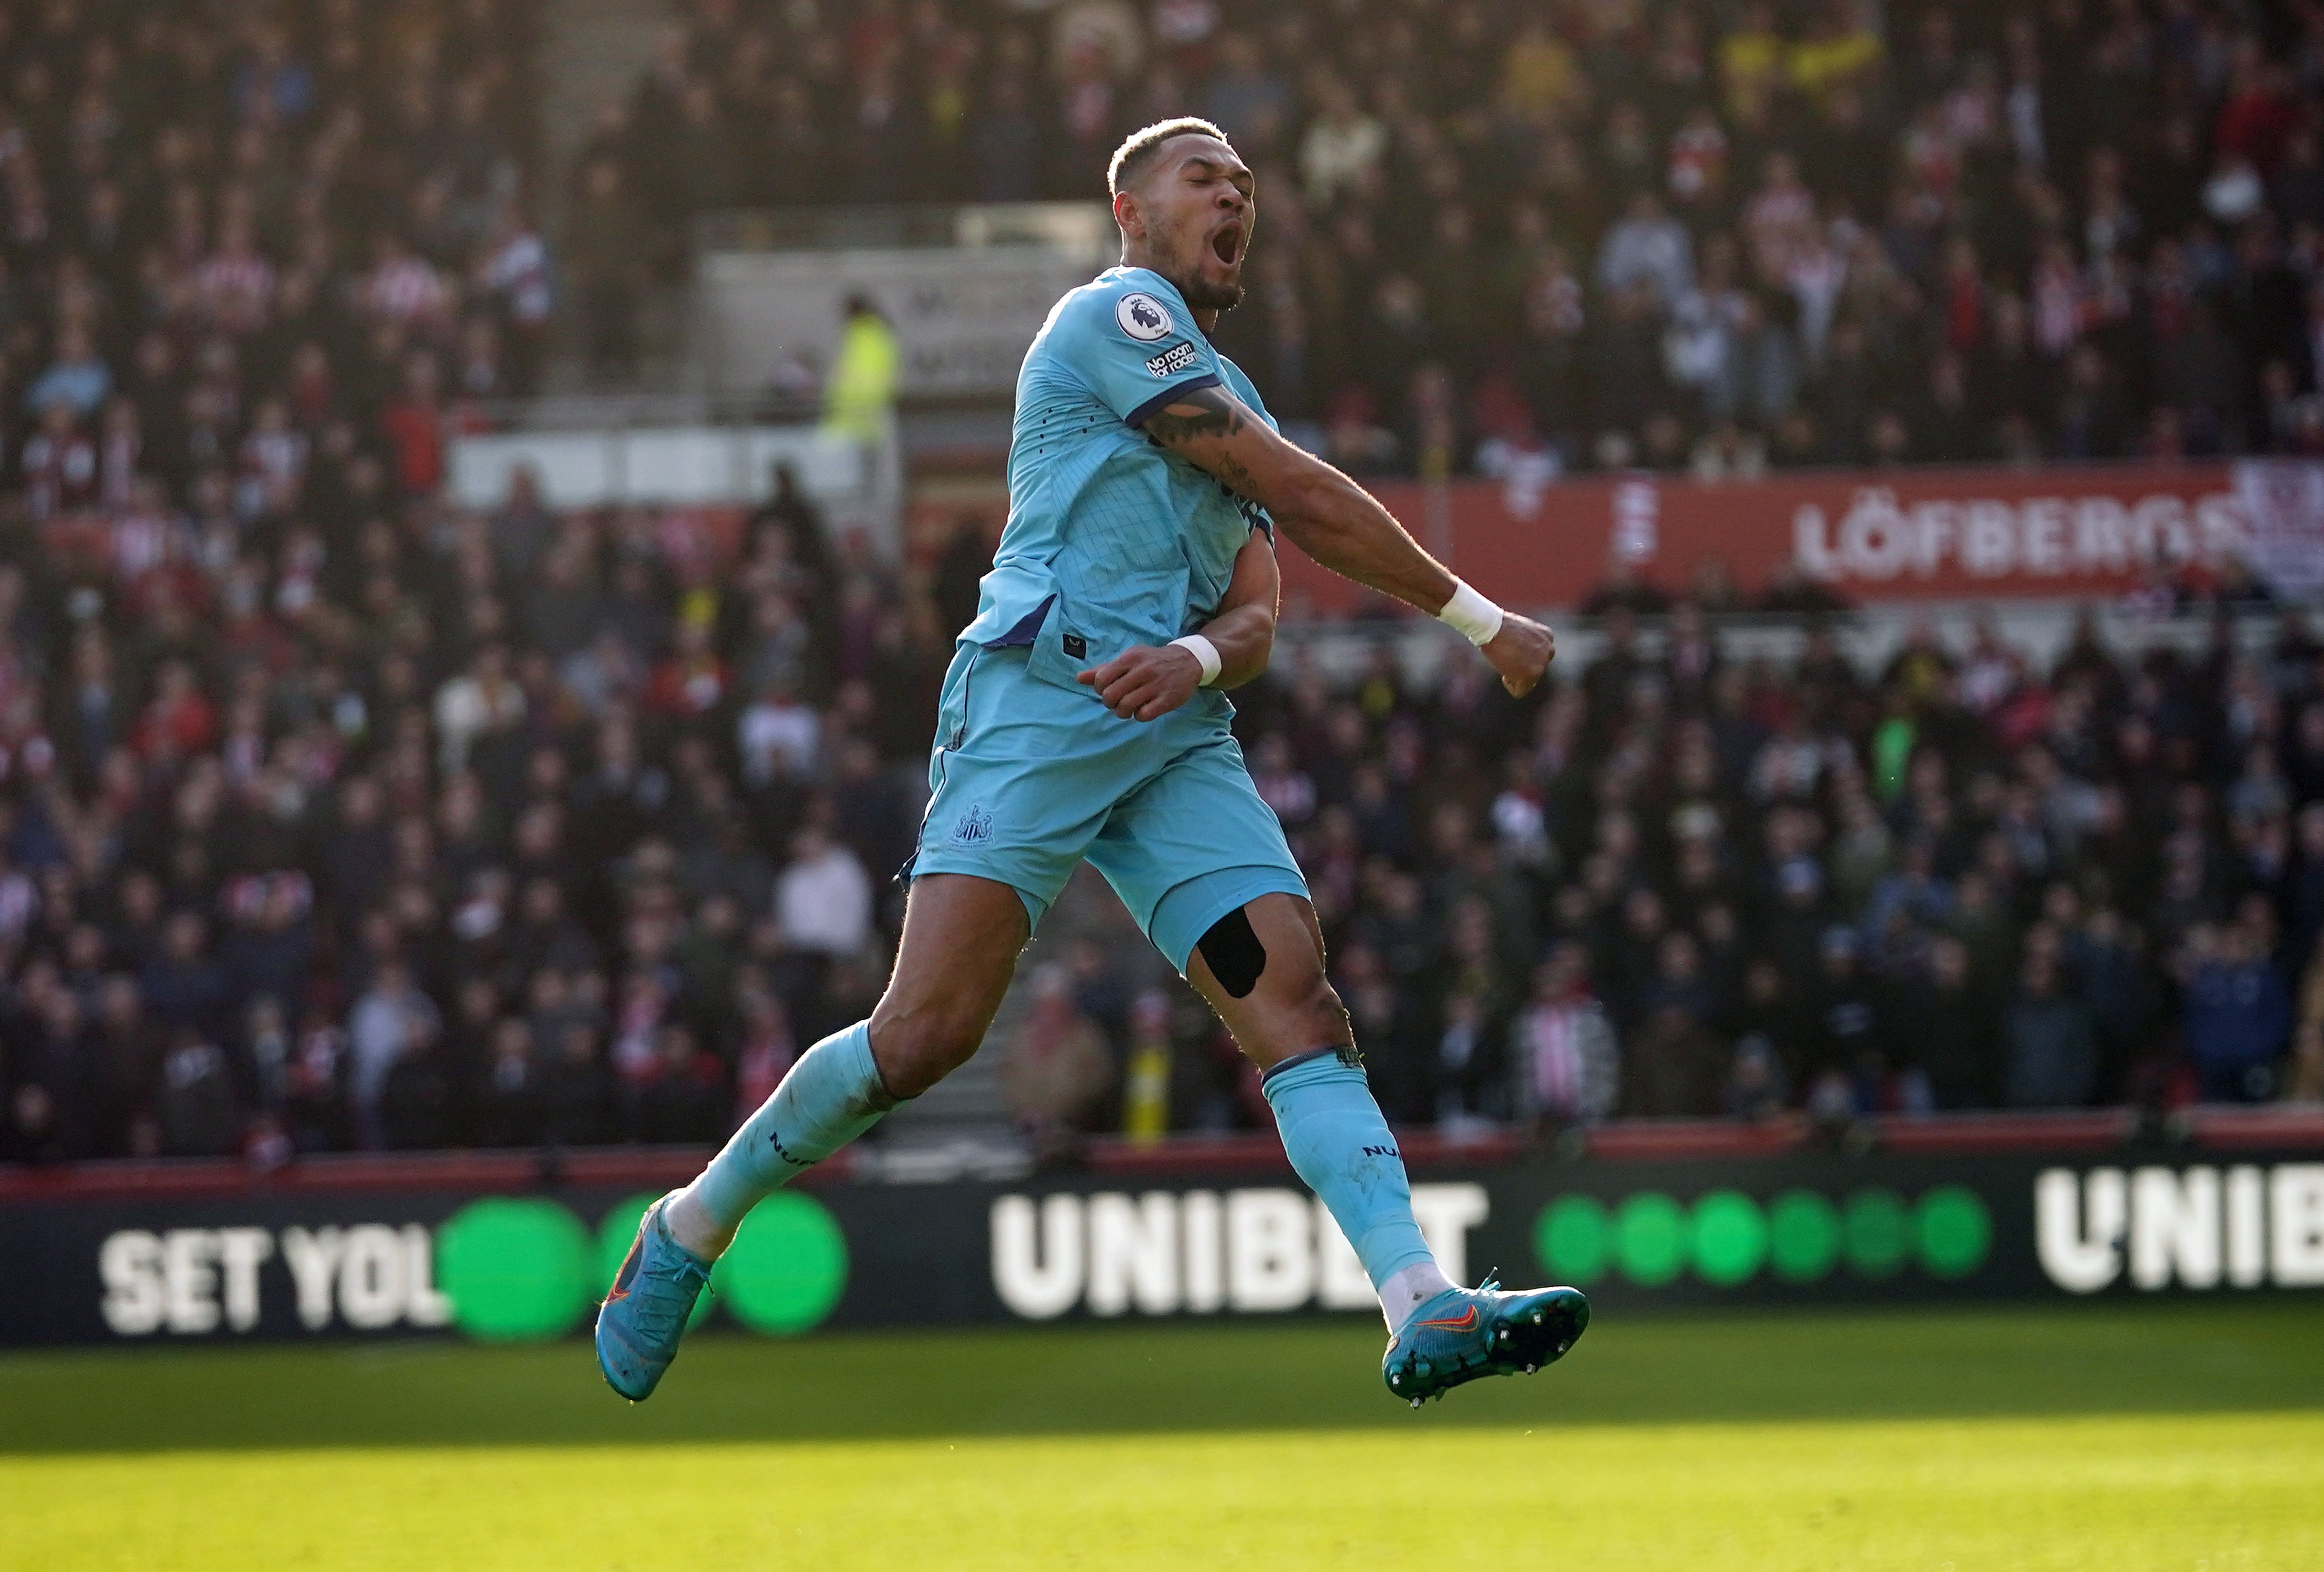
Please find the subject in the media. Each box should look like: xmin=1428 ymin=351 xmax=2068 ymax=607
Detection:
xmin=3 ymin=0 xmax=2323 ymax=1164
xmin=593 ymin=0 xmax=2324 ymax=472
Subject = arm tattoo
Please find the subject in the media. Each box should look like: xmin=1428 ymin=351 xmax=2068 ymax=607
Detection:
xmin=1142 ymin=385 xmax=1244 ymax=444
xmin=1142 ymin=386 xmax=1264 ymax=499
xmin=1210 ymin=453 xmax=1262 ymax=498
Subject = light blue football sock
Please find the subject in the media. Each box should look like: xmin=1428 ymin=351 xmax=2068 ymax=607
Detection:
xmin=691 ymin=1020 xmax=897 ymax=1230
xmin=1262 ymin=1048 xmax=1440 ymax=1298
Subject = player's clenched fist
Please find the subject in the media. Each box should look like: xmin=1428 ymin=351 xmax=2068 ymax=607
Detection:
xmin=1480 ymin=614 xmax=1555 ymax=697
xmin=1078 ymin=644 xmax=1202 ymax=722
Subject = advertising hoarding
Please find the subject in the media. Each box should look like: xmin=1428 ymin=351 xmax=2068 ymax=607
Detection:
xmin=1275 ymin=463 xmax=2324 ymax=614
xmin=9 ymin=1146 xmax=2321 ymax=1348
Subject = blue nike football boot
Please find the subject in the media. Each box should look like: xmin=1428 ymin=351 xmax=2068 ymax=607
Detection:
xmin=594 ymin=1192 xmax=712 ymax=1401
xmin=1382 ymin=1274 xmax=1589 ymax=1406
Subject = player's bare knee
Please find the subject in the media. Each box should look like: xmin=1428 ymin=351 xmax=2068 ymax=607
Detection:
xmin=877 ymin=1028 xmax=975 ymax=1100
xmin=871 ymin=999 xmax=988 ymax=1098
xmin=1292 ymin=971 xmax=1350 ymax=1044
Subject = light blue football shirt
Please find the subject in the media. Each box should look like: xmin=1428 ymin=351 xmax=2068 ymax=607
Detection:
xmin=960 ymin=265 xmax=1276 ymax=688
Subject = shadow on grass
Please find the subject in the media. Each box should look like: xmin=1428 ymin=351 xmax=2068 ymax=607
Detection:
xmin=4 ymin=1299 xmax=2322 ymax=1454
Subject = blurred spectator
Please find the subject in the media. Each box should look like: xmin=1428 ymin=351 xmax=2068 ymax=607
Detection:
xmin=541 ymin=1017 xmax=614 ymax=1147
xmin=1511 ymin=944 xmax=1618 ymax=1130
xmin=2003 ymin=953 xmax=2099 ymax=1109
xmin=821 ymin=295 xmax=900 ymax=446
xmin=348 ymin=961 xmax=443 ymax=1150
xmin=1597 ymin=192 xmax=1695 ymax=310
xmin=568 ymin=158 xmax=644 ymax=376
xmin=774 ymin=824 xmax=873 ymax=961
xmin=2183 ymin=919 xmax=2295 ymax=1101
xmin=157 ymin=1027 xmax=241 ymax=1159
xmin=474 ymin=1017 xmax=544 ymax=1148
xmin=1625 ymin=1003 xmax=1725 ymax=1118
xmin=381 ymin=1033 xmax=452 ymax=1150
xmin=1119 ymin=990 xmax=1176 ymax=1142
xmin=1905 ymin=936 xmax=1999 ymax=1111
xmin=633 ymin=1023 xmax=727 ymax=1143
xmin=29 ymin=326 xmax=112 ymax=420
xmin=1000 ymin=964 xmax=1114 ymax=1160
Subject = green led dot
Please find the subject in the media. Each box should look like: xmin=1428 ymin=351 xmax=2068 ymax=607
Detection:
xmin=713 ymin=1191 xmax=849 ymax=1335
xmin=1767 ymin=1190 xmax=1842 ymax=1283
xmin=436 ymin=1197 xmax=593 ymax=1341
xmin=1915 ymin=1185 xmax=1993 ymax=1279
xmin=1613 ymin=1192 xmax=1688 ymax=1286
xmin=1690 ymin=1191 xmax=1769 ymax=1286
xmin=1843 ymin=1189 xmax=1911 ymax=1279
xmin=598 ymin=1193 xmax=713 ymax=1331
xmin=1534 ymin=1196 xmax=1611 ymax=1285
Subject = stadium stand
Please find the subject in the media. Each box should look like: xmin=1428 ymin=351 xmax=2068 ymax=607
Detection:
xmin=595 ymin=0 xmax=2324 ymax=474
xmin=2 ymin=0 xmax=2324 ymax=1165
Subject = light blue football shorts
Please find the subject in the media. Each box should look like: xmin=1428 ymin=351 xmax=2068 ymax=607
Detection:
xmin=908 ymin=641 xmax=1309 ymax=974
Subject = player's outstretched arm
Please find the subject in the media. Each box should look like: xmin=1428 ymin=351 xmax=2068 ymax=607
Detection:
xmin=1141 ymin=385 xmax=1553 ymax=696
xmin=1079 ymin=526 xmax=1277 ymax=721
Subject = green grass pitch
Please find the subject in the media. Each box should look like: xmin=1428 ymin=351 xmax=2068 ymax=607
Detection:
xmin=4 ymin=1301 xmax=2322 ymax=1570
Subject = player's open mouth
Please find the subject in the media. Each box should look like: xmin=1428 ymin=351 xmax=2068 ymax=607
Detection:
xmin=1211 ymin=226 xmax=1243 ymax=265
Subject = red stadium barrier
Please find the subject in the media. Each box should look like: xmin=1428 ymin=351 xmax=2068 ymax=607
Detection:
xmin=11 ymin=1106 xmax=2321 ymax=1201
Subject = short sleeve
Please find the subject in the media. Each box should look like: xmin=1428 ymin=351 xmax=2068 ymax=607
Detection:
xmin=1062 ymin=284 xmax=1225 ymax=427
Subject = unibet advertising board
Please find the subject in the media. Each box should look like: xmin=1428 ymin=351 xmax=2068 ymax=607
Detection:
xmin=4 ymin=1150 xmax=2321 ymax=1347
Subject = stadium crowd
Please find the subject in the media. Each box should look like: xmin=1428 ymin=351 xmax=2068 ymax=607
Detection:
xmin=1 ymin=0 xmax=2323 ymax=1166
xmin=0 ymin=0 xmax=553 ymax=501
xmin=599 ymin=0 xmax=2324 ymax=472
xmin=1231 ymin=603 xmax=2324 ymax=1131
xmin=0 ymin=426 xmax=2320 ymax=1162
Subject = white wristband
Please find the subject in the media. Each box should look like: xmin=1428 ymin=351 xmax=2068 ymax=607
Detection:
xmin=1437 ymin=578 xmax=1504 ymax=645
xmin=1169 ymin=633 xmax=1223 ymax=686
